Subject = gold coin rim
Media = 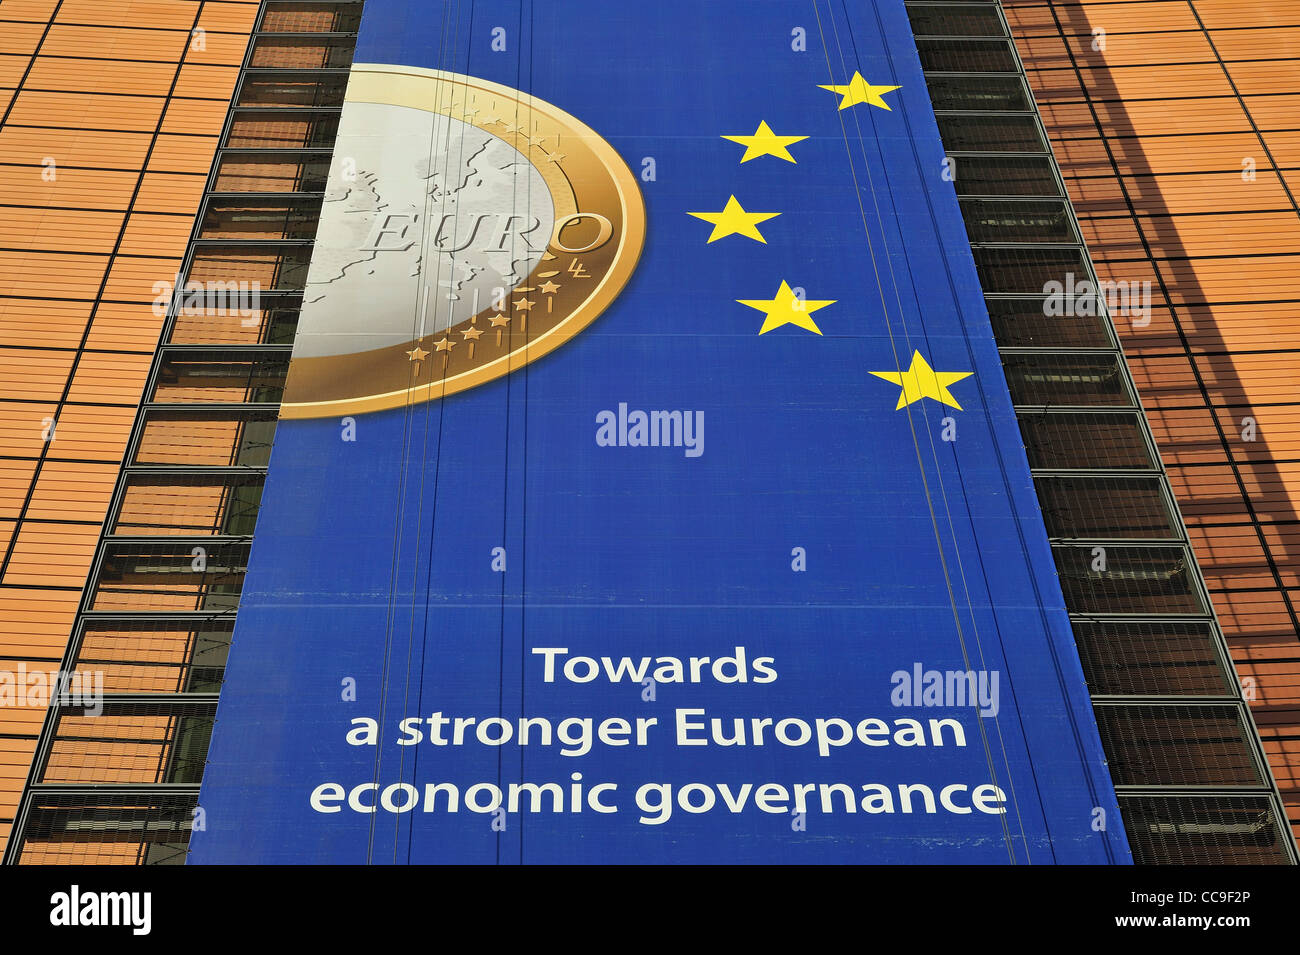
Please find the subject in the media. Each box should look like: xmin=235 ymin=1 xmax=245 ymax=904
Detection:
xmin=280 ymin=63 xmax=646 ymax=419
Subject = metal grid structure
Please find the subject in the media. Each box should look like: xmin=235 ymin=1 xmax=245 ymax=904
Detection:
xmin=1001 ymin=0 xmax=1300 ymax=848
xmin=2 ymin=0 xmax=1294 ymax=865
xmin=908 ymin=0 xmax=1294 ymax=863
xmin=4 ymin=0 xmax=364 ymax=865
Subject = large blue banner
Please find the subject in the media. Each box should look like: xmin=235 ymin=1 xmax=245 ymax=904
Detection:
xmin=190 ymin=0 xmax=1129 ymax=864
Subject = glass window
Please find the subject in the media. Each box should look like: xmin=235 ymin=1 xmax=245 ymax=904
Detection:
xmin=186 ymin=244 xmax=313 ymax=293
xmin=961 ymin=199 xmax=1077 ymax=244
xmin=974 ymin=246 xmax=1090 ymax=294
xmin=113 ymin=474 xmax=265 ymax=537
xmin=261 ymin=1 xmax=365 ymax=34
xmin=907 ymin=3 xmax=1003 ymax=37
xmin=1071 ymin=620 xmax=1234 ymax=697
xmin=16 ymin=793 xmax=197 ymax=866
xmin=1052 ymin=544 xmax=1205 ymax=615
xmin=948 ymin=155 xmax=1062 ymax=197
xmin=237 ymin=72 xmax=348 ymax=109
xmin=91 ymin=542 xmax=249 ymax=613
xmin=1034 ymin=475 xmax=1176 ymax=539
xmin=1095 ymin=704 xmax=1262 ymax=787
xmin=41 ymin=702 xmax=217 ymax=786
xmin=985 ymin=297 xmax=1110 ymax=348
xmin=74 ymin=619 xmax=234 ymax=694
xmin=1119 ymin=795 xmax=1292 ymax=865
xmin=200 ymin=198 xmax=322 ymax=240
xmin=926 ymin=75 xmax=1031 ymax=111
xmin=1017 ymin=411 xmax=1152 ymax=469
xmin=133 ymin=410 xmax=278 ymax=468
xmin=916 ymin=39 xmax=1019 ymax=73
xmin=248 ymin=35 xmax=356 ymax=69
xmin=225 ymin=113 xmax=340 ymax=150
xmin=937 ymin=113 xmax=1044 ymax=153
xmin=1001 ymin=353 xmax=1132 ymax=407
xmin=150 ymin=351 xmax=289 ymax=404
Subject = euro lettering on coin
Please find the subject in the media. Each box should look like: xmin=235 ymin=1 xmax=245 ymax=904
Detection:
xmin=281 ymin=64 xmax=646 ymax=418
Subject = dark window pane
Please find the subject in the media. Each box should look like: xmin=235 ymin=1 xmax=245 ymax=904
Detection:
xmin=1035 ymin=475 xmax=1176 ymax=539
xmin=1096 ymin=705 xmax=1262 ymax=787
xmin=75 ymin=618 xmax=234 ymax=695
xmin=926 ymin=75 xmax=1030 ymax=111
xmin=225 ymin=113 xmax=340 ymax=149
xmin=1072 ymin=620 xmax=1235 ymax=697
xmin=214 ymin=152 xmax=331 ymax=191
xmin=91 ymin=542 xmax=249 ymax=613
xmin=937 ymin=114 xmax=1044 ymax=152
xmin=949 ymin=156 xmax=1062 ymax=197
xmin=1053 ymin=544 xmax=1204 ymax=614
xmin=134 ymin=410 xmax=278 ymax=467
xmin=916 ymin=38 xmax=1018 ymax=72
xmin=41 ymin=702 xmax=217 ymax=786
xmin=262 ymin=1 xmax=364 ymax=33
xmin=16 ymin=793 xmax=197 ymax=866
xmin=200 ymin=198 xmax=322 ymax=240
xmin=113 ymin=474 xmax=265 ymax=537
xmin=973 ymin=246 xmax=1089 ymax=293
xmin=169 ymin=294 xmax=301 ymax=346
xmin=249 ymin=35 xmax=355 ymax=69
xmin=151 ymin=351 xmax=289 ymax=404
xmin=986 ymin=297 xmax=1110 ymax=348
xmin=1018 ymin=412 xmax=1152 ymax=469
xmin=186 ymin=244 xmax=313 ymax=293
xmin=236 ymin=72 xmax=348 ymax=108
xmin=1002 ymin=353 xmax=1132 ymax=406
xmin=1120 ymin=796 xmax=1292 ymax=865
xmin=961 ymin=199 xmax=1077 ymax=243
xmin=908 ymin=4 xmax=1004 ymax=37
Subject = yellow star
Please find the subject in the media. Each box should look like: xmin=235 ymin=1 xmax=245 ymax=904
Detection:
xmin=489 ymin=313 xmax=511 ymax=327
xmin=539 ymin=280 xmax=561 ymax=295
xmin=688 ymin=195 xmax=781 ymax=244
xmin=513 ymin=298 xmax=535 ymax=311
xmin=722 ymin=121 xmax=809 ymax=163
xmin=406 ymin=344 xmax=429 ymax=362
xmin=870 ymin=351 xmax=972 ymax=411
xmin=737 ymin=280 xmax=834 ymax=335
xmin=818 ymin=72 xmax=901 ymax=111
xmin=434 ymin=337 xmax=455 ymax=352
xmin=461 ymin=326 xmax=484 ymax=341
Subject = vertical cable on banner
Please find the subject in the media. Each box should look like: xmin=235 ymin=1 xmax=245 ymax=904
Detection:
xmin=493 ymin=0 xmax=531 ymax=866
xmin=366 ymin=0 xmax=456 ymax=865
xmin=839 ymin=0 xmax=1051 ymax=859
xmin=829 ymin=0 xmax=1035 ymax=858
xmin=392 ymin=0 xmax=473 ymax=864
xmin=809 ymin=0 xmax=1020 ymax=863
xmin=405 ymin=0 xmax=481 ymax=867
xmin=367 ymin=0 xmax=459 ymax=865
xmin=516 ymin=0 xmax=537 ymax=865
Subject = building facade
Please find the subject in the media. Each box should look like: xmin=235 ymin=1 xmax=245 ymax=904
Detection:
xmin=0 ymin=0 xmax=1295 ymax=863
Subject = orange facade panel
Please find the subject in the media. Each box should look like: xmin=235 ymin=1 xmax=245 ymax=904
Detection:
xmin=22 ymin=57 xmax=181 ymax=96
xmin=1193 ymin=0 xmax=1300 ymax=30
xmin=1010 ymin=0 xmax=1300 ymax=847
xmin=1211 ymin=27 xmax=1300 ymax=61
xmin=55 ymin=0 xmax=210 ymax=30
xmin=0 ymin=0 xmax=257 ymax=853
